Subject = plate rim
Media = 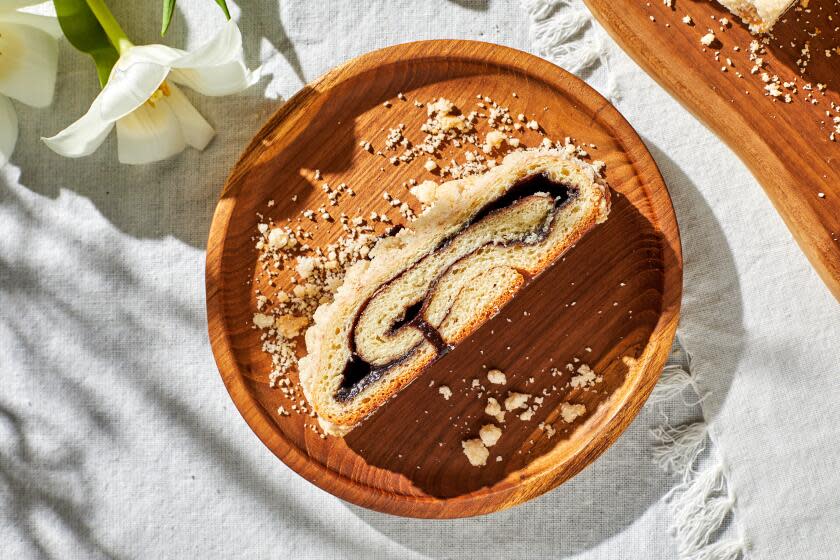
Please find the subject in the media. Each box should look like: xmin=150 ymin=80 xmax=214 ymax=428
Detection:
xmin=205 ymin=39 xmax=683 ymax=518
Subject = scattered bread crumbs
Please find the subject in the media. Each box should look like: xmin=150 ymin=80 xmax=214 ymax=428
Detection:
xmin=504 ymin=392 xmax=530 ymax=411
xmin=371 ymin=95 xmax=598 ymax=187
xmin=485 ymin=397 xmax=506 ymax=423
xmin=484 ymin=130 xmax=506 ymax=152
xmin=647 ymin=2 xmax=840 ymax=141
xmin=252 ymin=312 xmax=275 ymax=329
xmin=462 ymin=438 xmax=490 ymax=466
xmin=560 ymin=402 xmax=586 ymax=423
xmin=569 ymin=363 xmax=603 ymax=389
xmin=486 ymin=368 xmax=507 ymax=385
xmin=479 ymin=424 xmax=503 ymax=447
xmin=438 ymin=385 xmax=453 ymax=400
xmin=539 ymin=422 xmax=556 ymax=438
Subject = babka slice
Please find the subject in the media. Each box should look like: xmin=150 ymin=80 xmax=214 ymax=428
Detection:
xmin=299 ymin=149 xmax=611 ymax=436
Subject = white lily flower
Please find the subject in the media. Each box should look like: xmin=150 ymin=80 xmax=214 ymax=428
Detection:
xmin=43 ymin=19 xmax=258 ymax=165
xmin=0 ymin=0 xmax=61 ymax=165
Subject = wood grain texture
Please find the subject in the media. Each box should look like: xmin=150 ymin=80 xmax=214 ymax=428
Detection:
xmin=585 ymin=0 xmax=840 ymax=300
xmin=205 ymin=40 xmax=682 ymax=518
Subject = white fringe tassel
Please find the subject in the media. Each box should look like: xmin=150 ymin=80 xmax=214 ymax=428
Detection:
xmin=521 ymin=0 xmax=619 ymax=99
xmin=651 ymin=357 xmax=748 ymax=559
xmin=650 ymin=363 xmax=709 ymax=405
xmin=651 ymin=420 xmax=707 ymax=479
xmin=668 ymin=462 xmax=734 ymax=555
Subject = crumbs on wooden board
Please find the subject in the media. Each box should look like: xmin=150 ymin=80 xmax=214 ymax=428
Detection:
xmin=365 ymin=93 xmax=601 ymax=198
xmin=457 ymin=360 xmax=602 ymax=467
xmin=644 ymin=0 xmax=840 ymax=144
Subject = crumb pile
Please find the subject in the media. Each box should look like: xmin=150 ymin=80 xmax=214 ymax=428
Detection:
xmin=252 ymin=207 xmax=382 ymax=429
xmin=459 ymin=361 xmax=603 ymax=467
xmin=367 ymin=93 xmax=597 ymax=191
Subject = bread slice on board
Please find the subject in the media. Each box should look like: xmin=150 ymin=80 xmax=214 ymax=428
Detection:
xmin=299 ymin=149 xmax=611 ymax=436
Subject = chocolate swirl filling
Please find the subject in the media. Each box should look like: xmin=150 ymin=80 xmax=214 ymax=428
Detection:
xmin=336 ymin=173 xmax=577 ymax=401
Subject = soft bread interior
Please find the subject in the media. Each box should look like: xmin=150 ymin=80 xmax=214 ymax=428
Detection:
xmin=354 ymin=195 xmax=555 ymax=366
xmin=437 ymin=264 xmax=524 ymax=342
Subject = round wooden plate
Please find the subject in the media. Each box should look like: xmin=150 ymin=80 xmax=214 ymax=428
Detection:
xmin=206 ymin=40 xmax=682 ymax=518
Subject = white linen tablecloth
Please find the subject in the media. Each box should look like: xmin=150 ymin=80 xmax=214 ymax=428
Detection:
xmin=1 ymin=1 xmax=837 ymax=558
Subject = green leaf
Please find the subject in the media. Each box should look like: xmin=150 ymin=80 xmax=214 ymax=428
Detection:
xmin=213 ymin=0 xmax=230 ymax=20
xmin=162 ymin=0 xmax=229 ymax=36
xmin=53 ymin=0 xmax=119 ymax=87
xmin=161 ymin=0 xmax=176 ymax=35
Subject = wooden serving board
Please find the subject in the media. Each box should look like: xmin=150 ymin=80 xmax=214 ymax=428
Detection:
xmin=205 ymin=40 xmax=682 ymax=518
xmin=585 ymin=0 xmax=840 ymax=300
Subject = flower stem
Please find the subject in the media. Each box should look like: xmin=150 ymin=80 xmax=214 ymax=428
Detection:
xmin=85 ymin=0 xmax=133 ymax=54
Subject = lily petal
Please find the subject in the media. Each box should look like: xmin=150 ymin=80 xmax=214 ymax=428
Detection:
xmin=172 ymin=19 xmax=243 ymax=69
xmin=0 ymin=12 xmax=63 ymax=38
xmin=165 ymin=83 xmax=214 ymax=150
xmin=169 ymin=60 xmax=258 ymax=96
xmin=0 ymin=22 xmax=58 ymax=107
xmin=97 ymin=54 xmax=170 ymax=123
xmin=0 ymin=95 xmax=18 ymax=165
xmin=42 ymin=98 xmax=114 ymax=158
xmin=0 ymin=0 xmax=52 ymax=11
xmin=119 ymin=43 xmax=185 ymax=67
xmin=115 ymin=99 xmax=185 ymax=165
xmin=167 ymin=20 xmax=258 ymax=96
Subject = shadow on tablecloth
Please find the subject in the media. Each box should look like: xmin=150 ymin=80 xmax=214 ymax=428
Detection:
xmin=7 ymin=6 xmax=282 ymax=250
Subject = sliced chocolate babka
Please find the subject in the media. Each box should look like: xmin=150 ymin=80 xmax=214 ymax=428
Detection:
xmin=299 ymin=149 xmax=611 ymax=436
